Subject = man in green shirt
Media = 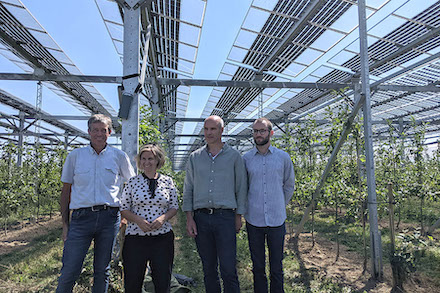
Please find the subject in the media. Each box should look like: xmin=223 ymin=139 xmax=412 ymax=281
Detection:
xmin=183 ymin=115 xmax=247 ymax=293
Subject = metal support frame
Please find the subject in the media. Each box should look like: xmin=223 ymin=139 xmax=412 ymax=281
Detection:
xmin=35 ymin=81 xmax=42 ymax=146
xmin=1 ymin=73 xmax=440 ymax=92
xmin=142 ymin=5 xmax=163 ymax=116
xmin=358 ymin=0 xmax=382 ymax=279
xmin=121 ymin=0 xmax=141 ymax=171
xmin=64 ymin=131 xmax=69 ymax=150
xmin=17 ymin=111 xmax=25 ymax=167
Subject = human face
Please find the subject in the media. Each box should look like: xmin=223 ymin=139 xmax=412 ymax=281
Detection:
xmin=204 ymin=118 xmax=223 ymax=145
xmin=88 ymin=122 xmax=111 ymax=147
xmin=253 ymin=121 xmax=272 ymax=146
xmin=140 ymin=151 xmax=159 ymax=174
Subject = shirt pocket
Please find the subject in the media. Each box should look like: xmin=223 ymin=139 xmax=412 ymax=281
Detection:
xmin=73 ymin=167 xmax=91 ymax=186
xmin=103 ymin=165 xmax=119 ymax=187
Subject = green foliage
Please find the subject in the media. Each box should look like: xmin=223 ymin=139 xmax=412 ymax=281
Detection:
xmin=395 ymin=228 xmax=431 ymax=272
xmin=139 ymin=106 xmax=163 ymax=145
xmin=0 ymin=143 xmax=66 ymax=231
xmin=279 ymin=101 xmax=440 ymax=286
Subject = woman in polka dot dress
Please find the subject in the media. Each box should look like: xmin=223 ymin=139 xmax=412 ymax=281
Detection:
xmin=120 ymin=144 xmax=179 ymax=293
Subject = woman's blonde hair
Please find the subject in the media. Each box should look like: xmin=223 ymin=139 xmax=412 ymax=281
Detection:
xmin=135 ymin=144 xmax=166 ymax=171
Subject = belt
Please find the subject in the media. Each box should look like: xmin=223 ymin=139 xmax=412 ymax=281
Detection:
xmin=77 ymin=205 xmax=119 ymax=212
xmin=195 ymin=208 xmax=233 ymax=215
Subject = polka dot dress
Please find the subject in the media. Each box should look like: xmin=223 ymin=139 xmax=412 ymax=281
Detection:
xmin=121 ymin=173 xmax=179 ymax=236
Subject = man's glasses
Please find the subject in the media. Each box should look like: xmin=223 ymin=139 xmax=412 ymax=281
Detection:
xmin=252 ymin=129 xmax=268 ymax=135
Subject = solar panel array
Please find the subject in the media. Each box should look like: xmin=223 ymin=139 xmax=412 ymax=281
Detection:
xmin=0 ymin=0 xmax=440 ymax=170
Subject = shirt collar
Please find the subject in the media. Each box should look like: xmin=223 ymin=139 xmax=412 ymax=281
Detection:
xmin=252 ymin=145 xmax=274 ymax=155
xmin=204 ymin=142 xmax=229 ymax=154
xmin=88 ymin=144 xmax=108 ymax=155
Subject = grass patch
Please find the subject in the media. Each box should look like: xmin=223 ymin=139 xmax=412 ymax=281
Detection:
xmin=173 ymin=211 xmax=358 ymax=292
xmin=6 ymin=209 xmax=430 ymax=292
xmin=173 ymin=211 xmax=204 ymax=292
xmin=0 ymin=227 xmax=63 ymax=292
xmin=0 ymin=225 xmax=123 ymax=293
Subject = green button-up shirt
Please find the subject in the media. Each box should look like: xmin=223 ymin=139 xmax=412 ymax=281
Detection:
xmin=182 ymin=144 xmax=247 ymax=214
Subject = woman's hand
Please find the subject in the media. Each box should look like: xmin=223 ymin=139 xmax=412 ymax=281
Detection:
xmin=150 ymin=215 xmax=166 ymax=230
xmin=136 ymin=218 xmax=152 ymax=232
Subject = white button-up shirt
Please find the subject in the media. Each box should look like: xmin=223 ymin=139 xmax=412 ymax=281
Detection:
xmin=243 ymin=145 xmax=295 ymax=227
xmin=61 ymin=145 xmax=135 ymax=209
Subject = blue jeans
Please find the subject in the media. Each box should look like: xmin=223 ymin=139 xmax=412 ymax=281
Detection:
xmin=246 ymin=222 xmax=286 ymax=293
xmin=56 ymin=207 xmax=120 ymax=293
xmin=194 ymin=209 xmax=240 ymax=293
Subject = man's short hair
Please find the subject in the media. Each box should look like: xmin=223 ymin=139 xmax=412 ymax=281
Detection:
xmin=253 ymin=117 xmax=273 ymax=131
xmin=88 ymin=114 xmax=112 ymax=131
xmin=136 ymin=144 xmax=166 ymax=170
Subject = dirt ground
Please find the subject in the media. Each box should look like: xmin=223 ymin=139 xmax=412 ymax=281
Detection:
xmin=288 ymin=232 xmax=438 ymax=292
xmin=0 ymin=216 xmax=62 ymax=256
xmin=1 ymin=216 xmax=438 ymax=292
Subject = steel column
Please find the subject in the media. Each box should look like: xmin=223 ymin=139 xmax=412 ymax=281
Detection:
xmin=35 ymin=81 xmax=42 ymax=146
xmin=17 ymin=111 xmax=25 ymax=167
xmin=358 ymin=0 xmax=382 ymax=279
xmin=121 ymin=1 xmax=141 ymax=171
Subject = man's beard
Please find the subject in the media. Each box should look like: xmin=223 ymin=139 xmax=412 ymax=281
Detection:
xmin=254 ymin=135 xmax=270 ymax=146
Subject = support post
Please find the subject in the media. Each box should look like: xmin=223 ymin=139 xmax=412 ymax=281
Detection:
xmin=17 ymin=111 xmax=25 ymax=167
xmin=64 ymin=131 xmax=69 ymax=151
xmin=121 ymin=1 xmax=141 ymax=171
xmin=358 ymin=0 xmax=382 ymax=279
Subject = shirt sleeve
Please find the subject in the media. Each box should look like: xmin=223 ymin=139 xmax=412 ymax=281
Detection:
xmin=61 ymin=151 xmax=75 ymax=184
xmin=120 ymin=178 xmax=133 ymax=211
xmin=168 ymin=177 xmax=179 ymax=210
xmin=182 ymin=155 xmax=195 ymax=212
xmin=283 ymin=152 xmax=295 ymax=204
xmin=120 ymin=152 xmax=136 ymax=182
xmin=234 ymin=153 xmax=248 ymax=215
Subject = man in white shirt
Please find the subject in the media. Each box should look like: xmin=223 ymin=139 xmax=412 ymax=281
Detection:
xmin=243 ymin=117 xmax=295 ymax=293
xmin=56 ymin=114 xmax=135 ymax=293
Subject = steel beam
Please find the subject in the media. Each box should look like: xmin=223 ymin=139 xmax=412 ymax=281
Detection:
xmin=152 ymin=79 xmax=352 ymax=89
xmin=0 ymin=73 xmax=122 ymax=83
xmin=375 ymin=85 xmax=440 ymax=92
xmin=2 ymin=73 xmax=439 ymax=93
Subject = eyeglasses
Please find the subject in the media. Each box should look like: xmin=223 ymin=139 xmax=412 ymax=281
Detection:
xmin=252 ymin=129 xmax=268 ymax=135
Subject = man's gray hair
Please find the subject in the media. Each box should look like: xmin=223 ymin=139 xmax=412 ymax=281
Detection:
xmin=88 ymin=114 xmax=112 ymax=131
xmin=205 ymin=115 xmax=224 ymax=128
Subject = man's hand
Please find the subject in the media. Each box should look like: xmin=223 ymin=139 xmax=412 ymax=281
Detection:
xmin=186 ymin=212 xmax=197 ymax=238
xmin=60 ymin=183 xmax=72 ymax=242
xmin=120 ymin=217 xmax=127 ymax=229
xmin=235 ymin=214 xmax=243 ymax=233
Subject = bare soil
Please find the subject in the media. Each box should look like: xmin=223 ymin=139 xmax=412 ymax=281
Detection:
xmin=0 ymin=215 xmax=62 ymax=256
